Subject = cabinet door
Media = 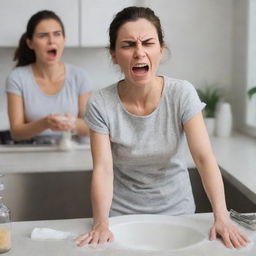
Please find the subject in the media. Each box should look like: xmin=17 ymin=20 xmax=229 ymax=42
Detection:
xmin=0 ymin=0 xmax=79 ymax=47
xmin=81 ymin=0 xmax=138 ymax=47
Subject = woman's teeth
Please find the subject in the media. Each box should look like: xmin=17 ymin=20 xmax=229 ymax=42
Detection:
xmin=134 ymin=64 xmax=148 ymax=68
xmin=132 ymin=64 xmax=149 ymax=72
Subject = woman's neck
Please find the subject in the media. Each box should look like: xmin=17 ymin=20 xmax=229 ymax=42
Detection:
xmin=118 ymin=76 xmax=164 ymax=116
xmin=31 ymin=62 xmax=65 ymax=81
xmin=119 ymin=77 xmax=163 ymax=104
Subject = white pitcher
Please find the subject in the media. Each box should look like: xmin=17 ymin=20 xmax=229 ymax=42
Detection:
xmin=215 ymin=102 xmax=233 ymax=137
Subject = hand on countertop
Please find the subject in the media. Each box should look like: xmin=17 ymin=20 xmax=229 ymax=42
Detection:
xmin=75 ymin=222 xmax=114 ymax=247
xmin=209 ymin=214 xmax=251 ymax=249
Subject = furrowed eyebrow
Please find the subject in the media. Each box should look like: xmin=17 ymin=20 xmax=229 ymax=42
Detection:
xmin=141 ymin=38 xmax=155 ymax=43
xmin=121 ymin=38 xmax=156 ymax=45
xmin=121 ymin=40 xmax=136 ymax=46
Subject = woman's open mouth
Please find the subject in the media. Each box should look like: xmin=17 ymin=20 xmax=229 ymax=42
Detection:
xmin=132 ymin=63 xmax=149 ymax=75
xmin=47 ymin=48 xmax=57 ymax=58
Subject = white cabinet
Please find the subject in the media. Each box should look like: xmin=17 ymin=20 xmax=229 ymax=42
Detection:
xmin=0 ymin=0 xmax=144 ymax=48
xmin=0 ymin=0 xmax=79 ymax=47
xmin=80 ymin=0 xmax=139 ymax=47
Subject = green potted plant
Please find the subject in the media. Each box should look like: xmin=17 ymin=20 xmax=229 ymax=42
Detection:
xmin=248 ymin=87 xmax=256 ymax=99
xmin=197 ymin=86 xmax=221 ymax=135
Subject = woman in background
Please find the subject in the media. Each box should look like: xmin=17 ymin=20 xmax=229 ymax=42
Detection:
xmin=6 ymin=10 xmax=91 ymax=144
xmin=76 ymin=6 xmax=249 ymax=248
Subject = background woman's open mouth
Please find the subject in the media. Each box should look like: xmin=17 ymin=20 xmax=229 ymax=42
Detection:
xmin=47 ymin=49 xmax=57 ymax=57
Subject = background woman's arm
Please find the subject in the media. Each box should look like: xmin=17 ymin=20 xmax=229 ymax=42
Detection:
xmin=8 ymin=93 xmax=49 ymax=140
xmin=7 ymin=93 xmax=75 ymax=141
xmin=72 ymin=92 xmax=91 ymax=136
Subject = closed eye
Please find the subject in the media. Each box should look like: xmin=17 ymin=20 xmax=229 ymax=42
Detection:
xmin=121 ymin=41 xmax=136 ymax=48
xmin=142 ymin=38 xmax=156 ymax=46
xmin=120 ymin=38 xmax=157 ymax=48
xmin=143 ymin=42 xmax=155 ymax=46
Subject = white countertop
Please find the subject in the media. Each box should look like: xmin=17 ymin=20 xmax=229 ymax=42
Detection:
xmin=6 ymin=213 xmax=256 ymax=256
xmin=0 ymin=133 xmax=255 ymax=201
xmin=212 ymin=135 xmax=256 ymax=204
xmin=186 ymin=133 xmax=256 ymax=204
xmin=0 ymin=147 xmax=93 ymax=173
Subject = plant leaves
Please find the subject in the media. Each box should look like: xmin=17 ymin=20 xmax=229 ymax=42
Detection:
xmin=196 ymin=87 xmax=221 ymax=118
xmin=248 ymin=87 xmax=256 ymax=99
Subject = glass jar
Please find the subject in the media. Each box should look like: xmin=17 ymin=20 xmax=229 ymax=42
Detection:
xmin=0 ymin=198 xmax=11 ymax=253
xmin=0 ymin=175 xmax=11 ymax=254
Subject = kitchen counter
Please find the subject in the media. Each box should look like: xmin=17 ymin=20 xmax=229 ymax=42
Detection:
xmin=0 ymin=147 xmax=93 ymax=173
xmin=5 ymin=213 xmax=256 ymax=256
xmin=0 ymin=132 xmax=255 ymax=201
xmin=186 ymin=133 xmax=256 ymax=204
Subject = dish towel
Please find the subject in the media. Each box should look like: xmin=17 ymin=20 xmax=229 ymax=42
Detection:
xmin=31 ymin=228 xmax=76 ymax=240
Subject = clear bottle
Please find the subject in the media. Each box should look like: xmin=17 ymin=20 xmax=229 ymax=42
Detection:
xmin=0 ymin=175 xmax=11 ymax=254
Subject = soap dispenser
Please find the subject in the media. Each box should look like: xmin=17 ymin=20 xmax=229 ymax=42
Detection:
xmin=0 ymin=175 xmax=11 ymax=253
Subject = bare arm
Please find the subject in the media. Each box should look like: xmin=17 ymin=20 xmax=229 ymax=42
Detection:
xmin=184 ymin=112 xmax=227 ymax=217
xmin=7 ymin=93 xmax=48 ymax=140
xmin=76 ymin=129 xmax=114 ymax=246
xmin=72 ymin=92 xmax=91 ymax=136
xmin=90 ymin=130 xmax=113 ymax=226
xmin=184 ymin=112 xmax=249 ymax=248
xmin=7 ymin=93 xmax=78 ymax=141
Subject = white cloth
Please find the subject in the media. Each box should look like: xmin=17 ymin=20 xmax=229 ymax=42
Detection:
xmin=31 ymin=227 xmax=76 ymax=240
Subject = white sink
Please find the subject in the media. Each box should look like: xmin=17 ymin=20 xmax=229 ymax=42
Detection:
xmin=110 ymin=214 xmax=206 ymax=252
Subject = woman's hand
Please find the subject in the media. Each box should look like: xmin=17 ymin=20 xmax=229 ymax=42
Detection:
xmin=75 ymin=223 xmax=114 ymax=247
xmin=46 ymin=113 xmax=75 ymax=131
xmin=209 ymin=214 xmax=250 ymax=248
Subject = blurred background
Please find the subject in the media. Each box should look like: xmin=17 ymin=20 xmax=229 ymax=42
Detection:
xmin=0 ymin=0 xmax=255 ymax=136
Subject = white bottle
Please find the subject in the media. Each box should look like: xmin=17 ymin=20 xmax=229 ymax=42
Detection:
xmin=215 ymin=102 xmax=233 ymax=137
xmin=58 ymin=131 xmax=73 ymax=151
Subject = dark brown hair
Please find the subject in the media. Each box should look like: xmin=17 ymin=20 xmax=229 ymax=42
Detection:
xmin=14 ymin=10 xmax=65 ymax=67
xmin=109 ymin=6 xmax=165 ymax=51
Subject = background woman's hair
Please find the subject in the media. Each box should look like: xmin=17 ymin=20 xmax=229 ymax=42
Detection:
xmin=14 ymin=10 xmax=65 ymax=67
xmin=109 ymin=6 xmax=165 ymax=51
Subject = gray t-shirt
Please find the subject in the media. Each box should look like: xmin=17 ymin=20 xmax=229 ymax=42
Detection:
xmin=6 ymin=64 xmax=92 ymax=139
xmin=85 ymin=76 xmax=205 ymax=216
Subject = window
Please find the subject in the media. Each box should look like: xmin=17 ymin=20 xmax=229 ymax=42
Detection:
xmin=246 ymin=0 xmax=256 ymax=128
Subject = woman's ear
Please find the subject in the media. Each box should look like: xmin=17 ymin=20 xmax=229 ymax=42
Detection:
xmin=26 ymin=38 xmax=33 ymax=50
xmin=160 ymin=44 xmax=165 ymax=56
xmin=109 ymin=49 xmax=117 ymax=64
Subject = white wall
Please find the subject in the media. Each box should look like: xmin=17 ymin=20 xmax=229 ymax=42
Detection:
xmin=231 ymin=0 xmax=248 ymax=133
xmin=0 ymin=48 xmax=14 ymax=130
xmin=146 ymin=0 xmax=233 ymax=88
xmin=0 ymin=0 xmax=234 ymax=130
